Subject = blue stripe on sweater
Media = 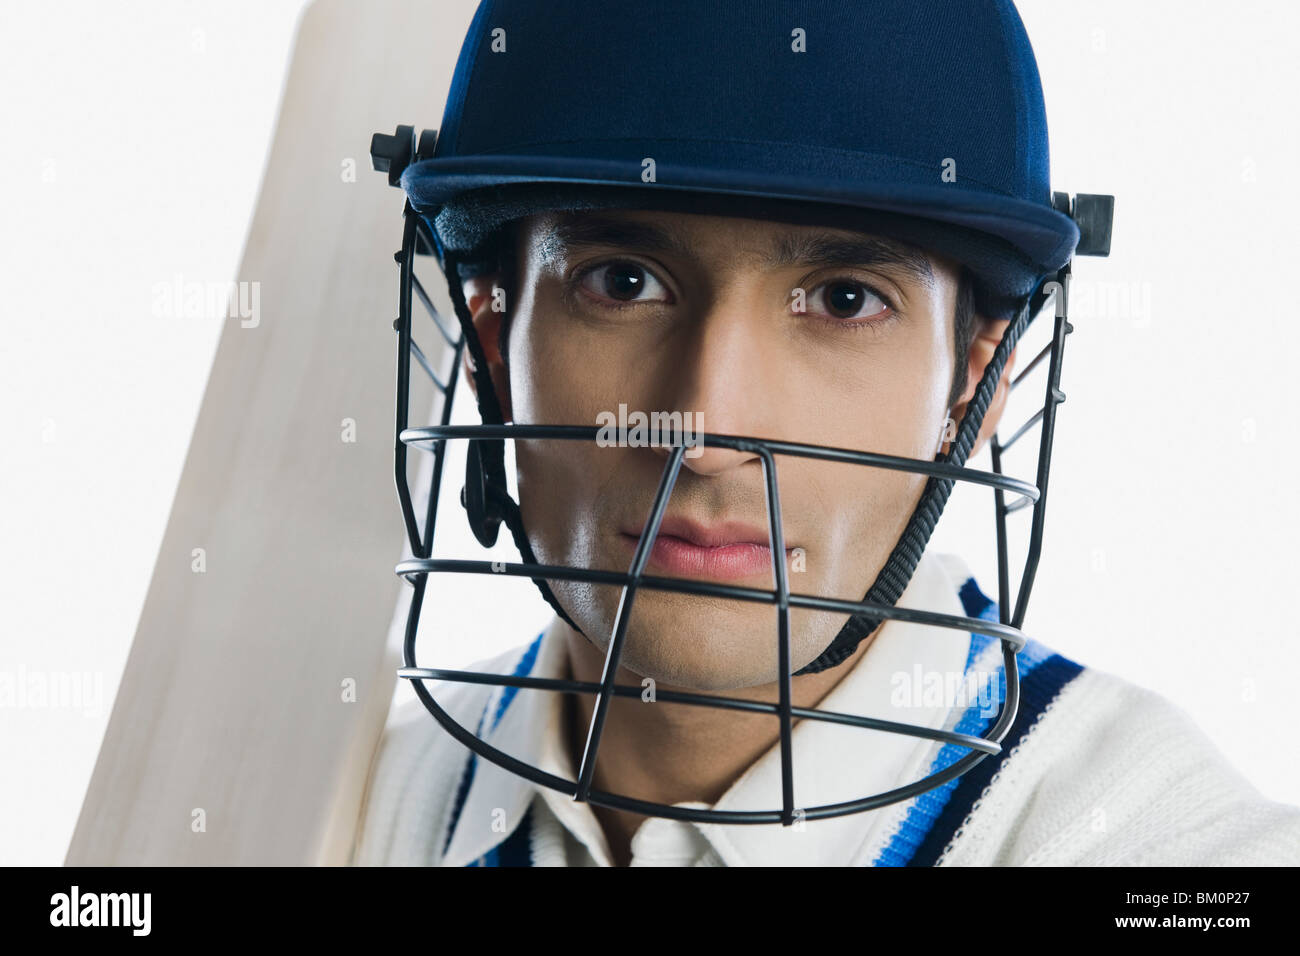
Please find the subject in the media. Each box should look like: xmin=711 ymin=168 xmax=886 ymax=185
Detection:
xmin=490 ymin=633 xmax=543 ymax=733
xmin=871 ymin=576 xmax=1083 ymax=866
xmin=902 ymin=652 xmax=1083 ymax=866
xmin=442 ymin=631 xmax=546 ymax=863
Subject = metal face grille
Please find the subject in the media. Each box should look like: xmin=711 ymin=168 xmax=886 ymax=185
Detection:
xmin=386 ymin=199 xmax=1074 ymax=826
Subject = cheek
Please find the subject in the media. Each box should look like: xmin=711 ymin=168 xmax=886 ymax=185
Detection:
xmin=864 ymin=320 xmax=954 ymax=456
xmin=786 ymin=327 xmax=952 ymax=464
xmin=508 ymin=284 xmax=645 ymax=427
xmin=781 ymin=325 xmax=952 ymax=584
xmin=508 ymin=304 xmax=621 ymax=566
xmin=514 ymin=444 xmax=600 ymax=569
xmin=796 ymin=458 xmax=926 ymax=594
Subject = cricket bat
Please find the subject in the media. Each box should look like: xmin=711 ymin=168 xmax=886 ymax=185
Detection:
xmin=65 ymin=0 xmax=475 ymax=865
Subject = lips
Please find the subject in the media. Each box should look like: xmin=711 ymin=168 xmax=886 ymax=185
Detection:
xmin=618 ymin=515 xmax=793 ymax=581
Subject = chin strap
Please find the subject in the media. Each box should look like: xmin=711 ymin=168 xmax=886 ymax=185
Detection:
xmin=443 ymin=250 xmax=586 ymax=636
xmin=444 ymin=242 xmax=1044 ymax=672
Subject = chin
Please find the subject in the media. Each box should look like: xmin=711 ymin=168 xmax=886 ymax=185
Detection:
xmin=574 ymin=591 xmax=842 ymax=692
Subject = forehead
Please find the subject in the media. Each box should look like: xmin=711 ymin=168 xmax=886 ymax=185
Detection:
xmin=519 ymin=207 xmax=953 ymax=289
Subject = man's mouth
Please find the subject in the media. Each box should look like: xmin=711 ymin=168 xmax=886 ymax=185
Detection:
xmin=617 ymin=515 xmax=795 ymax=581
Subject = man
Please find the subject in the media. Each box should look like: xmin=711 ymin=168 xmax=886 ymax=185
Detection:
xmin=351 ymin=0 xmax=1300 ymax=865
xmin=351 ymin=202 xmax=1300 ymax=866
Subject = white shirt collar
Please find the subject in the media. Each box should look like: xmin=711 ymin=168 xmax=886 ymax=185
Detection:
xmin=442 ymin=549 xmax=971 ymax=867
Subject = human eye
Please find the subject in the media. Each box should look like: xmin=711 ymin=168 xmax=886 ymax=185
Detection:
xmin=571 ymin=259 xmax=674 ymax=310
xmin=802 ymin=276 xmax=897 ymax=328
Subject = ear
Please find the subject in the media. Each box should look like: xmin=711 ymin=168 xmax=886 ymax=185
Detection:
xmin=460 ymin=273 xmax=513 ymax=423
xmin=947 ymin=315 xmax=1017 ymax=458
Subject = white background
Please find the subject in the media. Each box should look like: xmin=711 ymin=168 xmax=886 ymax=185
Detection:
xmin=3 ymin=0 xmax=1298 ymax=865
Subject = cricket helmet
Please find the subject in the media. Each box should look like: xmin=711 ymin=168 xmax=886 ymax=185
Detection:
xmin=369 ymin=0 xmax=1113 ymax=826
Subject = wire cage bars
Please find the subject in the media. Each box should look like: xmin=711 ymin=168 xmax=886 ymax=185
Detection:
xmin=383 ymin=192 xmax=1078 ymax=827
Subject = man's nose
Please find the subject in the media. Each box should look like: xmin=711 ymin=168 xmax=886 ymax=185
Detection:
xmin=648 ymin=297 xmax=779 ymax=478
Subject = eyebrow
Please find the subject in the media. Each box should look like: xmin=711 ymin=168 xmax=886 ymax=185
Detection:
xmin=536 ymin=213 xmax=935 ymax=287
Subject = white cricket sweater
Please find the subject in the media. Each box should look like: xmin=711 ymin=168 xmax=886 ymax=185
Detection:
xmin=349 ymin=550 xmax=1300 ymax=866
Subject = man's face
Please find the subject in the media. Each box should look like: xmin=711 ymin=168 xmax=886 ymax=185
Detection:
xmin=483 ymin=207 xmax=965 ymax=690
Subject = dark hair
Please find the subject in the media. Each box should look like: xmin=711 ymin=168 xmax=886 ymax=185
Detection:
xmin=474 ymin=220 xmax=980 ymax=414
xmin=949 ymin=265 xmax=978 ymax=409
